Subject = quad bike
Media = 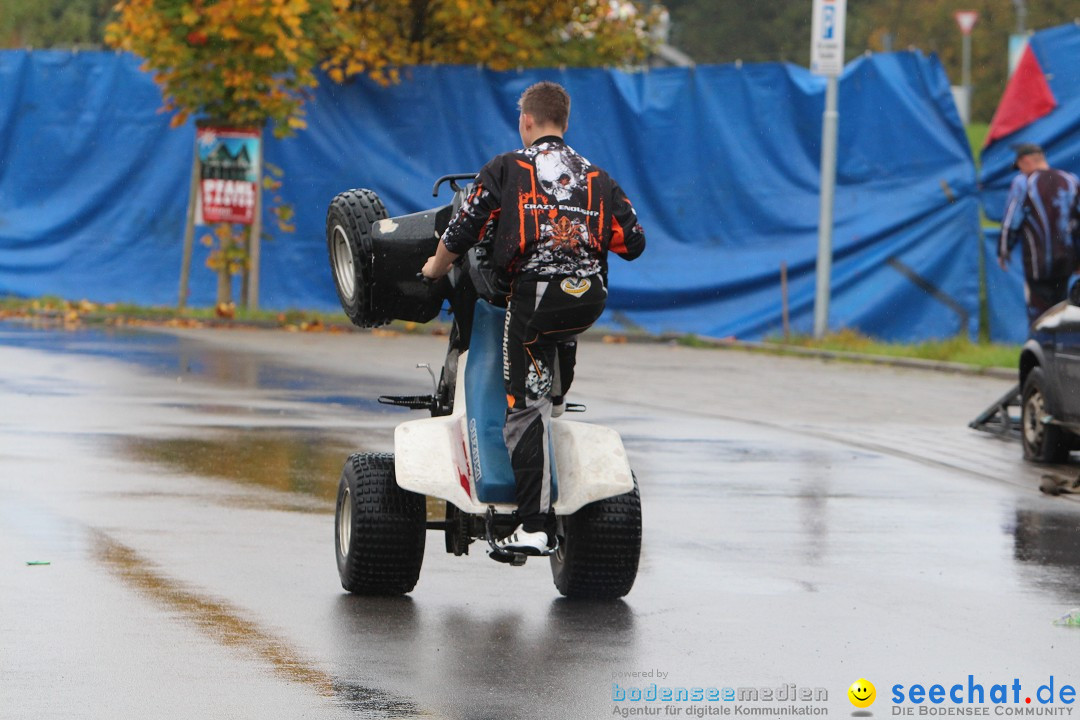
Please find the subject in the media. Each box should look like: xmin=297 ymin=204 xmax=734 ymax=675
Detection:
xmin=325 ymin=175 xmax=641 ymax=599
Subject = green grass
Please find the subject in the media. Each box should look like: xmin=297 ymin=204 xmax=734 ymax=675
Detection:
xmin=0 ymin=295 xmax=353 ymax=328
xmin=3 ymin=295 xmax=1021 ymax=370
xmin=967 ymin=122 xmax=989 ymax=169
xmin=965 ymin=121 xmax=997 ymax=341
xmin=0 ymin=294 xmax=456 ymax=337
xmin=765 ymin=329 xmax=1019 ymax=370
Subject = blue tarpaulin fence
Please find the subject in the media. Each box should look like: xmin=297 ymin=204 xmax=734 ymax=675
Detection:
xmin=981 ymin=23 xmax=1080 ymax=224
xmin=1 ymin=48 xmax=982 ymax=341
xmin=983 ymin=228 xmax=1027 ymax=343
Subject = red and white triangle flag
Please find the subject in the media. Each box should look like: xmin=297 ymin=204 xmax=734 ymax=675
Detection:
xmin=985 ymin=44 xmax=1057 ymax=146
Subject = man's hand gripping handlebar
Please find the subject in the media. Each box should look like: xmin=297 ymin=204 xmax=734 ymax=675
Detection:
xmin=421 ymin=236 xmax=459 ymax=281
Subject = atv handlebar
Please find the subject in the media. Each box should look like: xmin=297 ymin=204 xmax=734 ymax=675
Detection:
xmin=432 ymin=173 xmax=478 ymax=197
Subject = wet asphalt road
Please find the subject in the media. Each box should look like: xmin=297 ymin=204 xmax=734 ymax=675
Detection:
xmin=2 ymin=322 xmax=1080 ymax=720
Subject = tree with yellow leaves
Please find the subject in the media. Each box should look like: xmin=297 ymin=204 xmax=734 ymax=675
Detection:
xmin=108 ymin=0 xmax=661 ymax=134
xmin=107 ymin=0 xmax=341 ymax=309
xmin=323 ymin=1 xmax=664 ymax=85
xmin=105 ymin=0 xmax=662 ymax=309
xmin=106 ymin=0 xmax=337 ymax=135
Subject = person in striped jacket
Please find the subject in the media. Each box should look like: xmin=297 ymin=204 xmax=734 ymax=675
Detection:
xmin=999 ymin=143 xmax=1080 ymax=324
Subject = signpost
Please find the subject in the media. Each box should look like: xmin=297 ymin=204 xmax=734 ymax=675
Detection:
xmin=178 ymin=125 xmax=263 ymax=310
xmin=1009 ymin=1 xmax=1027 ymax=77
xmin=954 ymin=10 xmax=978 ymax=125
xmin=810 ymin=0 xmax=846 ymax=339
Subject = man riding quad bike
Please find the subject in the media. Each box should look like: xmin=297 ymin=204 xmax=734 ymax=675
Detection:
xmin=326 ymin=81 xmax=645 ymax=599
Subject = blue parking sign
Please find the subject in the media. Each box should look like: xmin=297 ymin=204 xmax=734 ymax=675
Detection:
xmin=811 ymin=0 xmax=847 ymax=76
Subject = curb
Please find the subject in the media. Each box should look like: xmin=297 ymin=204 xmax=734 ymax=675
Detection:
xmin=669 ymin=334 xmax=1017 ymax=381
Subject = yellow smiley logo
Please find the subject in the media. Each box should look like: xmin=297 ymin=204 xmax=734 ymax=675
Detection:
xmin=848 ymin=678 xmax=876 ymax=709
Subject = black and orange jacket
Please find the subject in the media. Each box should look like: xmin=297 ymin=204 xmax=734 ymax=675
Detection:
xmin=441 ymin=136 xmax=646 ymax=280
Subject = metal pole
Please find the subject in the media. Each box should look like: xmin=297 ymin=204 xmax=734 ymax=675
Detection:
xmin=246 ymin=131 xmax=264 ymax=310
xmin=1013 ymin=0 xmax=1026 ymax=34
xmin=781 ymin=262 xmax=790 ymax=341
xmin=813 ymin=75 xmax=839 ymax=339
xmin=961 ymin=32 xmax=972 ymax=126
xmin=178 ymin=149 xmax=200 ymax=310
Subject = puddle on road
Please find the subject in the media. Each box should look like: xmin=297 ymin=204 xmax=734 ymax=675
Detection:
xmin=327 ymin=595 xmax=638 ymax=718
xmin=0 ymin=323 xmax=404 ymax=413
xmin=4 ymin=323 xmax=448 ymax=517
xmin=1011 ymin=505 xmax=1080 ymax=599
xmin=111 ymin=429 xmax=446 ymax=520
xmin=116 ymin=430 xmax=359 ymax=504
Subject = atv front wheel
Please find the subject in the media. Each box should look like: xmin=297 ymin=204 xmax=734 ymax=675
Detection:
xmin=326 ymin=189 xmax=387 ymax=327
xmin=335 ymin=453 xmax=426 ymax=595
xmin=550 ymin=477 xmax=641 ymax=599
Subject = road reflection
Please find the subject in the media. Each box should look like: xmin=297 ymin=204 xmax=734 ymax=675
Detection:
xmin=330 ymin=594 xmax=636 ymax=719
xmin=1011 ymin=504 xmax=1080 ymax=600
xmin=115 ymin=431 xmax=358 ymax=503
xmin=110 ymin=431 xmax=445 ymax=519
xmin=0 ymin=323 xmax=397 ymax=411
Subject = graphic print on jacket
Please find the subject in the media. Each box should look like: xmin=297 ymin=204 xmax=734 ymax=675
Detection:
xmin=441 ymin=137 xmax=646 ymax=280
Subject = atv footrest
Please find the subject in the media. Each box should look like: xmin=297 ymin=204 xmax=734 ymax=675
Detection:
xmin=488 ymin=550 xmax=529 ymax=566
xmin=378 ymin=394 xmax=435 ymax=410
xmin=484 ymin=506 xmax=529 ymax=566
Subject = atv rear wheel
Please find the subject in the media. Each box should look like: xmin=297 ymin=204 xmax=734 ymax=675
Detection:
xmin=326 ymin=189 xmax=388 ymax=327
xmin=550 ymin=477 xmax=641 ymax=599
xmin=335 ymin=453 xmax=426 ymax=595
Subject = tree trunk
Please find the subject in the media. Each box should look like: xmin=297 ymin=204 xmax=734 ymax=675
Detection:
xmin=216 ymin=231 xmax=232 ymax=305
xmin=240 ymin=232 xmax=250 ymax=309
xmin=178 ymin=148 xmax=200 ymax=310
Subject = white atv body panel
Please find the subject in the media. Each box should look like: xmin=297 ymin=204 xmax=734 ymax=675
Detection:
xmin=394 ymin=350 xmax=633 ymax=515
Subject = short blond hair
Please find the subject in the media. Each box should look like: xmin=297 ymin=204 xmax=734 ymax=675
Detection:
xmin=518 ymin=81 xmax=570 ymax=129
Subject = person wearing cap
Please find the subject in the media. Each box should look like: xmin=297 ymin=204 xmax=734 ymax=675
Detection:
xmin=998 ymin=143 xmax=1080 ymax=323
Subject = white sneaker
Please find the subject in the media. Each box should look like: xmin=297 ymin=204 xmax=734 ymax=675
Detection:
xmin=495 ymin=525 xmax=555 ymax=556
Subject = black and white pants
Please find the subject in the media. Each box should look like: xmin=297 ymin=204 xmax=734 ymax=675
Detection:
xmin=503 ymin=275 xmax=606 ymax=533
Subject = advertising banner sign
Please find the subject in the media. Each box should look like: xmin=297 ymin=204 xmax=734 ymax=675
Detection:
xmin=196 ymin=126 xmax=260 ymax=225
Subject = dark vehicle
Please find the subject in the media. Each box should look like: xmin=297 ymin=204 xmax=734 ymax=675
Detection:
xmin=1018 ymin=282 xmax=1080 ymax=463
